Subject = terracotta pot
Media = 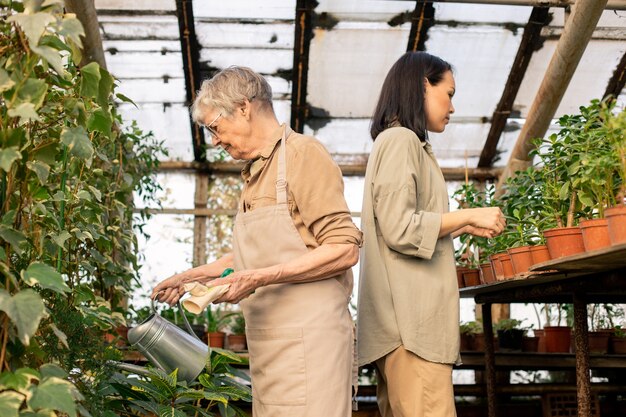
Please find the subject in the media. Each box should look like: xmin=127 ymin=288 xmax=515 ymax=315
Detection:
xmin=579 ymin=218 xmax=611 ymax=251
xmin=605 ymin=205 xmax=626 ymax=245
xmin=522 ymin=336 xmax=540 ymax=352
xmin=543 ymin=227 xmax=585 ymax=259
xmin=543 ymin=326 xmax=572 ymax=353
xmin=227 ymin=334 xmax=247 ymax=351
xmin=456 ymin=266 xmax=467 ymax=288
xmin=610 ymin=336 xmax=626 ymax=354
xmin=460 ymin=333 xmax=473 ymax=351
xmin=206 ymin=331 xmax=226 ymax=348
xmin=462 ymin=268 xmax=481 ymax=287
xmin=507 ymin=245 xmax=533 ymax=275
xmin=490 ymin=254 xmax=505 ymax=281
xmin=500 ymin=254 xmax=515 ymax=280
xmin=471 ymin=333 xmax=485 ymax=352
xmin=588 ymin=331 xmax=611 ymax=354
xmin=497 ymin=329 xmax=524 ymax=351
xmin=534 ymin=329 xmax=546 ymax=352
xmin=479 ymin=262 xmax=496 ymax=284
xmin=530 ymin=244 xmax=551 ymax=265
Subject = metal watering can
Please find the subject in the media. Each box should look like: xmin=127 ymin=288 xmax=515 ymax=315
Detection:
xmin=121 ymin=297 xmax=209 ymax=382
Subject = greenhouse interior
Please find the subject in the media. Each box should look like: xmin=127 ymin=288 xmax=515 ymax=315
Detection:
xmin=1 ymin=0 xmax=626 ymax=416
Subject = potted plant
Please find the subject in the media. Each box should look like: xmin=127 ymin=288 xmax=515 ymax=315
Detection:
xmin=533 ymin=128 xmax=586 ymax=259
xmin=610 ymin=325 xmax=626 ymax=354
xmin=586 ymin=303 xmax=624 ymax=354
xmin=603 ymin=104 xmax=626 ymax=244
xmin=459 ymin=320 xmax=483 ymax=351
xmin=206 ymin=305 xmax=235 ymax=348
xmin=494 ymin=318 xmax=528 ymax=352
xmin=500 ymin=167 xmax=547 ymax=274
xmin=227 ymin=311 xmax=247 ymax=351
xmin=543 ymin=303 xmax=573 ymax=353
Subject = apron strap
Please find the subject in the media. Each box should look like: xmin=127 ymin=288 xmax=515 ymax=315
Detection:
xmin=276 ymin=124 xmax=289 ymax=205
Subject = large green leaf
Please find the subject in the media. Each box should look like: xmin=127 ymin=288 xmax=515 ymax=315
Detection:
xmin=0 ymin=289 xmax=46 ymax=345
xmin=0 ymin=225 xmax=27 ymax=255
xmin=97 ymin=67 xmax=114 ymax=111
xmin=16 ymin=78 xmax=48 ymax=110
xmin=26 ymin=160 xmax=50 ymax=184
xmin=60 ymin=126 xmax=93 ymax=163
xmin=0 ymin=391 xmax=22 ymax=417
xmin=28 ymin=377 xmax=77 ymax=417
xmin=87 ymin=108 xmax=112 ymax=137
xmin=0 ymin=147 xmax=22 ymax=172
xmin=22 ymin=262 xmax=70 ymax=294
xmin=79 ymin=62 xmax=101 ymax=99
xmin=58 ymin=15 xmax=84 ymax=48
xmin=7 ymin=103 xmax=40 ymax=123
xmin=30 ymin=44 xmax=65 ymax=75
xmin=7 ymin=12 xmax=55 ymax=46
xmin=0 ymin=368 xmax=39 ymax=391
xmin=0 ymin=68 xmax=15 ymax=93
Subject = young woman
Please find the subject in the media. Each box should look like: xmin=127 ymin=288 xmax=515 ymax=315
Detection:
xmin=357 ymin=52 xmax=505 ymax=417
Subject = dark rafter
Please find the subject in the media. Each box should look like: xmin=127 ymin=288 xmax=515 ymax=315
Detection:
xmin=603 ymin=51 xmax=626 ymax=102
xmin=290 ymin=0 xmax=317 ymax=133
xmin=175 ymin=0 xmax=205 ymax=161
xmin=407 ymin=1 xmax=435 ymax=52
xmin=477 ymin=7 xmax=550 ymax=168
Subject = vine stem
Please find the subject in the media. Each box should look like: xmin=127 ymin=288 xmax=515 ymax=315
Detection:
xmin=0 ymin=314 xmax=9 ymax=372
xmin=57 ymin=145 xmax=69 ymax=273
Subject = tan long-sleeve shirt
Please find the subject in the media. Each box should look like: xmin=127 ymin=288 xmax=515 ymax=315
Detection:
xmin=357 ymin=126 xmax=460 ymax=366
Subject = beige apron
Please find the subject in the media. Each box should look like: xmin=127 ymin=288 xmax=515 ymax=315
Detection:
xmin=233 ymin=125 xmax=354 ymax=417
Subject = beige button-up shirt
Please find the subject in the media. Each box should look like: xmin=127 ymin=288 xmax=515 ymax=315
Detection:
xmin=357 ymin=126 xmax=460 ymax=366
xmin=240 ymin=124 xmax=362 ymax=250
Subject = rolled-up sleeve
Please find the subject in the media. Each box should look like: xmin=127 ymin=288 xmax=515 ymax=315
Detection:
xmin=288 ymin=139 xmax=363 ymax=246
xmin=371 ymin=134 xmax=441 ymax=260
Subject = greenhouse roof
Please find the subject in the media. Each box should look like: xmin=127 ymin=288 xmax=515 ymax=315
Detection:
xmin=92 ymin=0 xmax=626 ymax=177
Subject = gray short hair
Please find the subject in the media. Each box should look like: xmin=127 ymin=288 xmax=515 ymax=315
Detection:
xmin=191 ymin=66 xmax=273 ymax=124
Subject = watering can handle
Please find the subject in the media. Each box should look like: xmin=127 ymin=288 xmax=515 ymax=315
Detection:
xmin=151 ymin=292 xmax=202 ymax=342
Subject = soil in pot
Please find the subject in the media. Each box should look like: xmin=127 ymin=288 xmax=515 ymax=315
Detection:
xmin=462 ymin=268 xmax=481 ymax=287
xmin=530 ymin=245 xmax=551 ymax=265
xmin=497 ymin=329 xmax=524 ymax=351
xmin=543 ymin=227 xmax=585 ymax=259
xmin=579 ymin=218 xmax=611 ymax=251
xmin=544 ymin=326 xmax=572 ymax=353
xmin=479 ymin=262 xmax=496 ymax=284
xmin=605 ymin=205 xmax=626 ymax=245
xmin=507 ymin=246 xmax=533 ymax=275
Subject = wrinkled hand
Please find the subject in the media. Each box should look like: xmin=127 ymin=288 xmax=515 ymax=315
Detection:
xmin=151 ymin=272 xmax=189 ymax=306
xmin=205 ymin=270 xmax=261 ymax=304
xmin=470 ymin=207 xmax=506 ymax=238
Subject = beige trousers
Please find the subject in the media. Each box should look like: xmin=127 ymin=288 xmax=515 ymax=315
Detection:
xmin=375 ymin=346 xmax=457 ymax=417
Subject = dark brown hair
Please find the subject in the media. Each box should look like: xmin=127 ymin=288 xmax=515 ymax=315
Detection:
xmin=370 ymin=52 xmax=452 ymax=141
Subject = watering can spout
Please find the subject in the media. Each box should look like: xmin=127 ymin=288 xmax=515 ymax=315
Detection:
xmin=125 ymin=298 xmax=208 ymax=383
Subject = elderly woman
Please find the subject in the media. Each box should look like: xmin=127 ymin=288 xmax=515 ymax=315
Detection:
xmin=151 ymin=66 xmax=361 ymax=417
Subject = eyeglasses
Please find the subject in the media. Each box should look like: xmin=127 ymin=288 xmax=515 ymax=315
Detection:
xmin=204 ymin=112 xmax=222 ymax=137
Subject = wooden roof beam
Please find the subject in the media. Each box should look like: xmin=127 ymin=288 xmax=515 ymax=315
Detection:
xmin=478 ymin=7 xmax=550 ymax=168
xmin=290 ymin=0 xmax=317 ymax=133
xmin=407 ymin=1 xmax=435 ymax=52
xmin=496 ymin=0 xmax=609 ymax=192
xmin=174 ymin=0 xmax=206 ymax=162
xmin=426 ymin=0 xmax=626 ymax=10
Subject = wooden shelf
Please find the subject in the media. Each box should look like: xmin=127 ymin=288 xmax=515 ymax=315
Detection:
xmin=456 ymin=351 xmax=626 ymax=370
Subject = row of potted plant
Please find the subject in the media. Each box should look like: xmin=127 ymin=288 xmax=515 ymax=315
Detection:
xmin=456 ymin=99 xmax=626 ymax=286
xmin=460 ymin=304 xmax=626 ymax=355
